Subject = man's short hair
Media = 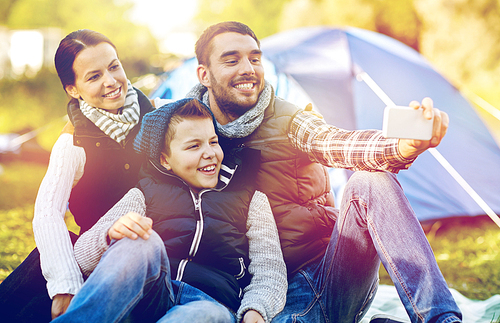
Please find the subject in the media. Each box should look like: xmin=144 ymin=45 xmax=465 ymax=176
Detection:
xmin=195 ymin=21 xmax=260 ymax=66
xmin=163 ymin=99 xmax=214 ymax=156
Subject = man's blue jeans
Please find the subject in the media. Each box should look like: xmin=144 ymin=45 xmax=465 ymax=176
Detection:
xmin=52 ymin=232 xmax=235 ymax=323
xmin=272 ymin=171 xmax=462 ymax=323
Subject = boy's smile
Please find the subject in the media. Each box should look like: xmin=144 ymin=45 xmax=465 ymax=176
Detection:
xmin=161 ymin=117 xmax=223 ymax=193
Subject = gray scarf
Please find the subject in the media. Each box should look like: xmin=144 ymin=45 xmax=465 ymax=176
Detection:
xmin=186 ymin=81 xmax=272 ymax=138
xmin=79 ymin=80 xmax=140 ymax=146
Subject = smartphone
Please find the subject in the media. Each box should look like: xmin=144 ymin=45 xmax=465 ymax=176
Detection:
xmin=382 ymin=106 xmax=434 ymax=140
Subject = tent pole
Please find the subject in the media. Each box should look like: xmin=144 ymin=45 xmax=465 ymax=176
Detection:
xmin=9 ymin=115 xmax=68 ymax=148
xmin=428 ymin=148 xmax=500 ymax=228
xmin=459 ymin=87 xmax=500 ymax=122
xmin=355 ymin=68 xmax=500 ymax=228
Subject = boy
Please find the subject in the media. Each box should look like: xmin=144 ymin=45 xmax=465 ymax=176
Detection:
xmin=53 ymin=98 xmax=287 ymax=323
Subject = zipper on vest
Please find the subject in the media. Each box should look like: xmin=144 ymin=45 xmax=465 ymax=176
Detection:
xmin=176 ymin=191 xmax=206 ymax=281
xmin=188 ymin=191 xmax=204 ymax=257
xmin=176 ymin=259 xmax=189 ymax=281
xmin=235 ymin=257 xmax=246 ymax=280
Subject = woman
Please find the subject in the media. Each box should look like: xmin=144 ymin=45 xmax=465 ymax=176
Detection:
xmin=0 ymin=29 xmax=154 ymax=322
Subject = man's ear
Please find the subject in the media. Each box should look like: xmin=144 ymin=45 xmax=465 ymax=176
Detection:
xmin=160 ymin=152 xmax=172 ymax=171
xmin=197 ymin=64 xmax=211 ymax=88
xmin=65 ymin=85 xmax=80 ymax=100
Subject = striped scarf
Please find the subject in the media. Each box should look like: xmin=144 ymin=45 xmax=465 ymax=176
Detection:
xmin=79 ymin=80 xmax=140 ymax=146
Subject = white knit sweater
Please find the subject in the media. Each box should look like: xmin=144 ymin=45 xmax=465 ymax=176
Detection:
xmin=32 ymin=133 xmax=86 ymax=299
xmin=73 ymin=188 xmax=287 ymax=322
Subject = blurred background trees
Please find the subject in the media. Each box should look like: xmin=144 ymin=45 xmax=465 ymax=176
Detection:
xmin=1 ymin=0 xmax=500 ymax=147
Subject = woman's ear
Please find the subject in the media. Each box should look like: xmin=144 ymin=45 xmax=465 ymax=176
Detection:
xmin=65 ymin=85 xmax=80 ymax=100
xmin=160 ymin=152 xmax=172 ymax=170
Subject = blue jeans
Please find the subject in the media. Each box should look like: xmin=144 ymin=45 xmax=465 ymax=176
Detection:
xmin=52 ymin=232 xmax=234 ymax=323
xmin=272 ymin=171 xmax=462 ymax=323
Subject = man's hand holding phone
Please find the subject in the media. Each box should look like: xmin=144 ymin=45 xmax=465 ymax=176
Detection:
xmin=383 ymin=97 xmax=449 ymax=160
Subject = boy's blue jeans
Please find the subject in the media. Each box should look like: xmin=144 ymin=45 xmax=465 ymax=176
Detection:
xmin=271 ymin=171 xmax=462 ymax=323
xmin=52 ymin=232 xmax=235 ymax=323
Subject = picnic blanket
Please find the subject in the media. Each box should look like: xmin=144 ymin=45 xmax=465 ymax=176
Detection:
xmin=361 ymin=285 xmax=500 ymax=323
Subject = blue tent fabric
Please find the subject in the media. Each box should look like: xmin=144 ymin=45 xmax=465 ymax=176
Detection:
xmin=150 ymin=26 xmax=500 ymax=222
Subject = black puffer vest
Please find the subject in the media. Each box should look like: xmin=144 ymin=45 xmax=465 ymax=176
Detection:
xmin=220 ymin=93 xmax=338 ymax=276
xmin=137 ymin=148 xmax=260 ymax=312
xmin=68 ymin=88 xmax=154 ymax=233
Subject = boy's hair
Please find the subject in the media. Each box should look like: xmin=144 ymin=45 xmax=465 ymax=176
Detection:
xmin=163 ymin=99 xmax=214 ymax=156
xmin=195 ymin=21 xmax=260 ymax=66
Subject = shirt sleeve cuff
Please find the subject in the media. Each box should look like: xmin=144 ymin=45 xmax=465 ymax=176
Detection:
xmin=385 ymin=138 xmax=417 ymax=171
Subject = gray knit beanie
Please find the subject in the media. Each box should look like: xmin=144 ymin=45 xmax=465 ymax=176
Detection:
xmin=133 ymin=98 xmax=217 ymax=162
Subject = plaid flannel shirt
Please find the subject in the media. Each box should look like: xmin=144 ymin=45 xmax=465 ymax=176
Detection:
xmin=288 ymin=110 xmax=415 ymax=173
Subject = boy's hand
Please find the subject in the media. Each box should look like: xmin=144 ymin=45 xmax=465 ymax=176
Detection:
xmin=108 ymin=212 xmax=153 ymax=241
xmin=243 ymin=310 xmax=265 ymax=323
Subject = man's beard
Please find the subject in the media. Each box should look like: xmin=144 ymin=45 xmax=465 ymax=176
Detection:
xmin=209 ymin=73 xmax=260 ymax=120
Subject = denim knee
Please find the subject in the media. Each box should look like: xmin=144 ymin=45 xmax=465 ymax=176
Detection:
xmin=343 ymin=171 xmax=402 ymax=200
xmin=347 ymin=171 xmax=398 ymax=190
xmin=107 ymin=231 xmax=167 ymax=267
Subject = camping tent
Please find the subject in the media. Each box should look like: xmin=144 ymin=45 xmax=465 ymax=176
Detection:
xmin=150 ymin=26 xmax=500 ymax=223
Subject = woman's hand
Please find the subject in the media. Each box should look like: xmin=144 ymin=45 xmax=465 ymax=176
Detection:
xmin=108 ymin=212 xmax=153 ymax=241
xmin=51 ymin=293 xmax=73 ymax=319
xmin=243 ymin=310 xmax=265 ymax=323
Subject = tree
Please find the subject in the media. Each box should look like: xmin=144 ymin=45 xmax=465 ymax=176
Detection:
xmin=279 ymin=0 xmax=421 ymax=51
xmin=0 ymin=0 xmax=19 ymax=24
xmin=416 ymin=0 xmax=500 ymax=87
xmin=195 ymin=0 xmax=292 ymax=39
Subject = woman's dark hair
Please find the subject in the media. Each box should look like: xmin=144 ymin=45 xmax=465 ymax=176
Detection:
xmin=54 ymin=29 xmax=116 ymax=90
xmin=195 ymin=21 xmax=260 ymax=67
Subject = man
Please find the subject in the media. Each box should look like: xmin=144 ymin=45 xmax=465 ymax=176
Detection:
xmin=181 ymin=21 xmax=462 ymax=323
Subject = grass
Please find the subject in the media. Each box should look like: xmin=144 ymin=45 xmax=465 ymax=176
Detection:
xmin=0 ymin=160 xmax=79 ymax=282
xmin=1 ymin=160 xmax=499 ymax=302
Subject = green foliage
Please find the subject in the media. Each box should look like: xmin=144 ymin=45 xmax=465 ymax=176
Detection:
xmin=415 ymin=0 xmax=500 ymax=104
xmin=0 ymin=0 xmax=18 ymax=24
xmin=0 ymin=161 xmax=79 ymax=282
xmin=196 ymin=0 xmax=292 ymax=39
xmin=0 ymin=204 xmax=79 ymax=282
xmin=367 ymin=0 xmax=422 ymax=51
xmin=0 ymin=162 xmax=47 ymax=210
xmin=0 ymin=205 xmax=36 ymax=275
xmin=429 ymin=218 xmax=500 ymax=300
xmin=0 ymin=68 xmax=68 ymax=134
